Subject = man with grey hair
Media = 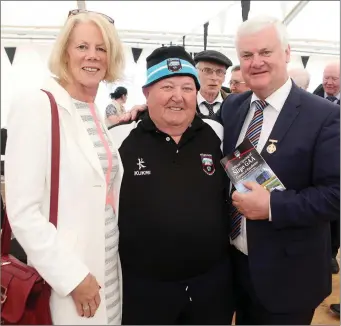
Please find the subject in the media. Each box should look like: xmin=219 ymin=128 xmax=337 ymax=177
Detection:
xmin=313 ymin=61 xmax=340 ymax=104
xmin=217 ymin=15 xmax=339 ymax=325
xmin=288 ymin=67 xmax=310 ymax=90
xmin=229 ymin=65 xmax=250 ymax=93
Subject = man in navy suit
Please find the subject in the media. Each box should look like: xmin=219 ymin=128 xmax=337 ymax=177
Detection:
xmin=217 ymin=15 xmax=340 ymax=325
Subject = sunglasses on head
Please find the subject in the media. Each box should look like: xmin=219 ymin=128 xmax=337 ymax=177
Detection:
xmin=68 ymin=9 xmax=115 ymax=25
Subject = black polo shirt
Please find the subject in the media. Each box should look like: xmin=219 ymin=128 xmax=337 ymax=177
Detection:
xmin=112 ymin=114 xmax=230 ymax=281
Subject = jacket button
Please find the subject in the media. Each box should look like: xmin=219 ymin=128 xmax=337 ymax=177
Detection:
xmin=166 ymin=137 xmax=170 ymax=141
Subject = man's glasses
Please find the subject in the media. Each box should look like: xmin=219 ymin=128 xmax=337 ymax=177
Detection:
xmin=229 ymin=80 xmax=246 ymax=86
xmin=198 ymin=67 xmax=226 ymax=77
xmin=68 ymin=9 xmax=115 ymax=25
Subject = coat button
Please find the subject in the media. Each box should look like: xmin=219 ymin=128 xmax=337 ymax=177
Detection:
xmin=166 ymin=137 xmax=170 ymax=141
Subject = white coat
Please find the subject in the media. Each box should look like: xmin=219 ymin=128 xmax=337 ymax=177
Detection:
xmin=5 ymin=77 xmax=124 ymax=325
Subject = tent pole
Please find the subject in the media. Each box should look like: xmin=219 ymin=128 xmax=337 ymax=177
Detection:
xmin=203 ymin=22 xmax=209 ymax=50
xmin=282 ymin=1 xmax=310 ymax=26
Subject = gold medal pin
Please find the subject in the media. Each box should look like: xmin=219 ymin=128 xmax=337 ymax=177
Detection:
xmin=267 ymin=139 xmax=278 ymax=154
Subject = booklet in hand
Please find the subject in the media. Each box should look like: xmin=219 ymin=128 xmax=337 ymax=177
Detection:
xmin=220 ymin=138 xmax=285 ymax=193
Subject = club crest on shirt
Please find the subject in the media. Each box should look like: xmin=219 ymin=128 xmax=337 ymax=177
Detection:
xmin=167 ymin=58 xmax=182 ymax=72
xmin=200 ymin=154 xmax=215 ymax=176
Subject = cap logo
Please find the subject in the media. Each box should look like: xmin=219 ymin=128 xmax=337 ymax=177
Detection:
xmin=167 ymin=58 xmax=182 ymax=72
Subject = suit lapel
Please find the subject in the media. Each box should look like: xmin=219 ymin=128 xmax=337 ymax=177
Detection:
xmin=230 ymin=96 xmax=252 ymax=150
xmin=43 ymin=77 xmax=105 ymax=182
xmin=261 ymin=84 xmax=301 ymax=158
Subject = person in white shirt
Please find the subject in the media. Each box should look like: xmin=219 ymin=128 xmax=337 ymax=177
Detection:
xmin=194 ymin=50 xmax=232 ymax=117
xmin=217 ymin=15 xmax=339 ymax=325
xmin=229 ymin=65 xmax=250 ymax=94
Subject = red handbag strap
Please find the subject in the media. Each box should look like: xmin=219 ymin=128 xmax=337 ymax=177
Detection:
xmin=1 ymin=90 xmax=60 ymax=255
xmin=42 ymin=89 xmax=60 ymax=227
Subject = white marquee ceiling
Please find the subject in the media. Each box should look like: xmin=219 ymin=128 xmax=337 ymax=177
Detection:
xmin=1 ymin=1 xmax=340 ymax=56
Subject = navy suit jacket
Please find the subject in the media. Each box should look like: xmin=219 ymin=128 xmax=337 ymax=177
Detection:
xmin=217 ymin=83 xmax=340 ymax=313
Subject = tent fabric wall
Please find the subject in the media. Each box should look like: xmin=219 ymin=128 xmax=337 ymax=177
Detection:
xmin=1 ymin=1 xmax=339 ymax=127
xmin=1 ymin=42 xmax=334 ymax=127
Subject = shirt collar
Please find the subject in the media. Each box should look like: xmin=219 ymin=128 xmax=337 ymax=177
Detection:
xmin=251 ymin=77 xmax=292 ymax=112
xmin=324 ymin=92 xmax=340 ymax=100
xmin=197 ymin=91 xmax=223 ymax=106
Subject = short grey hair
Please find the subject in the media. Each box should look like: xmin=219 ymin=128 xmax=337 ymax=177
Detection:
xmin=231 ymin=65 xmax=241 ymax=73
xmin=235 ymin=15 xmax=289 ymax=50
xmin=288 ymin=68 xmax=310 ymax=90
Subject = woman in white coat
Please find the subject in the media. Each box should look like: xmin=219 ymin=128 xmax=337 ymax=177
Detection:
xmin=5 ymin=10 xmax=125 ymax=325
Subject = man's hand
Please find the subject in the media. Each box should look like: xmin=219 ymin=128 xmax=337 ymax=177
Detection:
xmin=118 ymin=104 xmax=147 ymax=123
xmin=232 ymin=181 xmax=270 ymax=220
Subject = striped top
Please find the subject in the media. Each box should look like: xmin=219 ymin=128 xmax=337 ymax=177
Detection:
xmin=73 ymin=99 xmax=121 ymax=324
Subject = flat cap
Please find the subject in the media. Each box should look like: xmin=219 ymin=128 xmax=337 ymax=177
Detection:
xmin=194 ymin=50 xmax=232 ymax=69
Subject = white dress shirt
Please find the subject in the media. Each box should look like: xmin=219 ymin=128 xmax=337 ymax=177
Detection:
xmin=231 ymin=78 xmax=293 ymax=255
xmin=197 ymin=91 xmax=223 ymax=115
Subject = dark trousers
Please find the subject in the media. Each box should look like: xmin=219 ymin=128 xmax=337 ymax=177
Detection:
xmin=331 ymin=219 xmax=340 ymax=258
xmin=121 ymin=257 xmax=234 ymax=325
xmin=232 ymin=247 xmax=315 ymax=325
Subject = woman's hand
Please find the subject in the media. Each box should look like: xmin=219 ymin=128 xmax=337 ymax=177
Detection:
xmin=70 ymin=273 xmax=101 ymax=318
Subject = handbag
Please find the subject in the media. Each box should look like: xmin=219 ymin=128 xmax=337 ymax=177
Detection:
xmin=1 ymin=89 xmax=60 ymax=325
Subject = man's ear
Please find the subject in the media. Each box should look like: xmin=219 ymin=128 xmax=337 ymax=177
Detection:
xmin=142 ymin=87 xmax=149 ymax=99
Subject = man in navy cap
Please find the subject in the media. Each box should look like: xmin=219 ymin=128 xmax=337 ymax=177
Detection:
xmin=109 ymin=45 xmax=234 ymax=325
xmin=194 ymin=50 xmax=232 ymax=117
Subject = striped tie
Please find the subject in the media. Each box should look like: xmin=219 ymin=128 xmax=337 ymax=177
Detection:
xmin=230 ymin=100 xmax=268 ymax=240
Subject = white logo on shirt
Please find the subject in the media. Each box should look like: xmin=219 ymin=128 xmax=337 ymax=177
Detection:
xmin=137 ymin=158 xmax=146 ymax=170
xmin=134 ymin=158 xmax=151 ymax=176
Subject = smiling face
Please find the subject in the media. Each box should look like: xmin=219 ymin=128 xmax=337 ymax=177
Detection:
xmin=66 ymin=21 xmax=108 ymax=90
xmin=144 ymin=76 xmax=197 ymax=136
xmin=237 ymin=25 xmax=290 ymax=99
xmin=323 ymin=63 xmax=340 ymax=96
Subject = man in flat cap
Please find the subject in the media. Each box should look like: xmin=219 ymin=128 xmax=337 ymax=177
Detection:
xmin=194 ymin=50 xmax=232 ymax=117
xmin=109 ymin=46 xmax=234 ymax=325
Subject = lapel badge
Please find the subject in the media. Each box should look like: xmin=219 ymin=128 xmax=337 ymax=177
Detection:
xmin=234 ymin=149 xmax=241 ymax=158
xmin=200 ymin=154 xmax=215 ymax=175
xmin=266 ymin=139 xmax=278 ymax=154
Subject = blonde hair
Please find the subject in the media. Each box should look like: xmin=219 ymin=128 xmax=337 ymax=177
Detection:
xmin=48 ymin=11 xmax=125 ymax=83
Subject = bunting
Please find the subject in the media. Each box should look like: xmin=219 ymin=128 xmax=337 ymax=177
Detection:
xmin=301 ymin=56 xmax=310 ymax=68
xmin=131 ymin=47 xmax=143 ymax=63
xmin=4 ymin=47 xmax=16 ymax=65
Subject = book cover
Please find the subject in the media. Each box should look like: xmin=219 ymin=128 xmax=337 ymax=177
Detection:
xmin=220 ymin=138 xmax=285 ymax=193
